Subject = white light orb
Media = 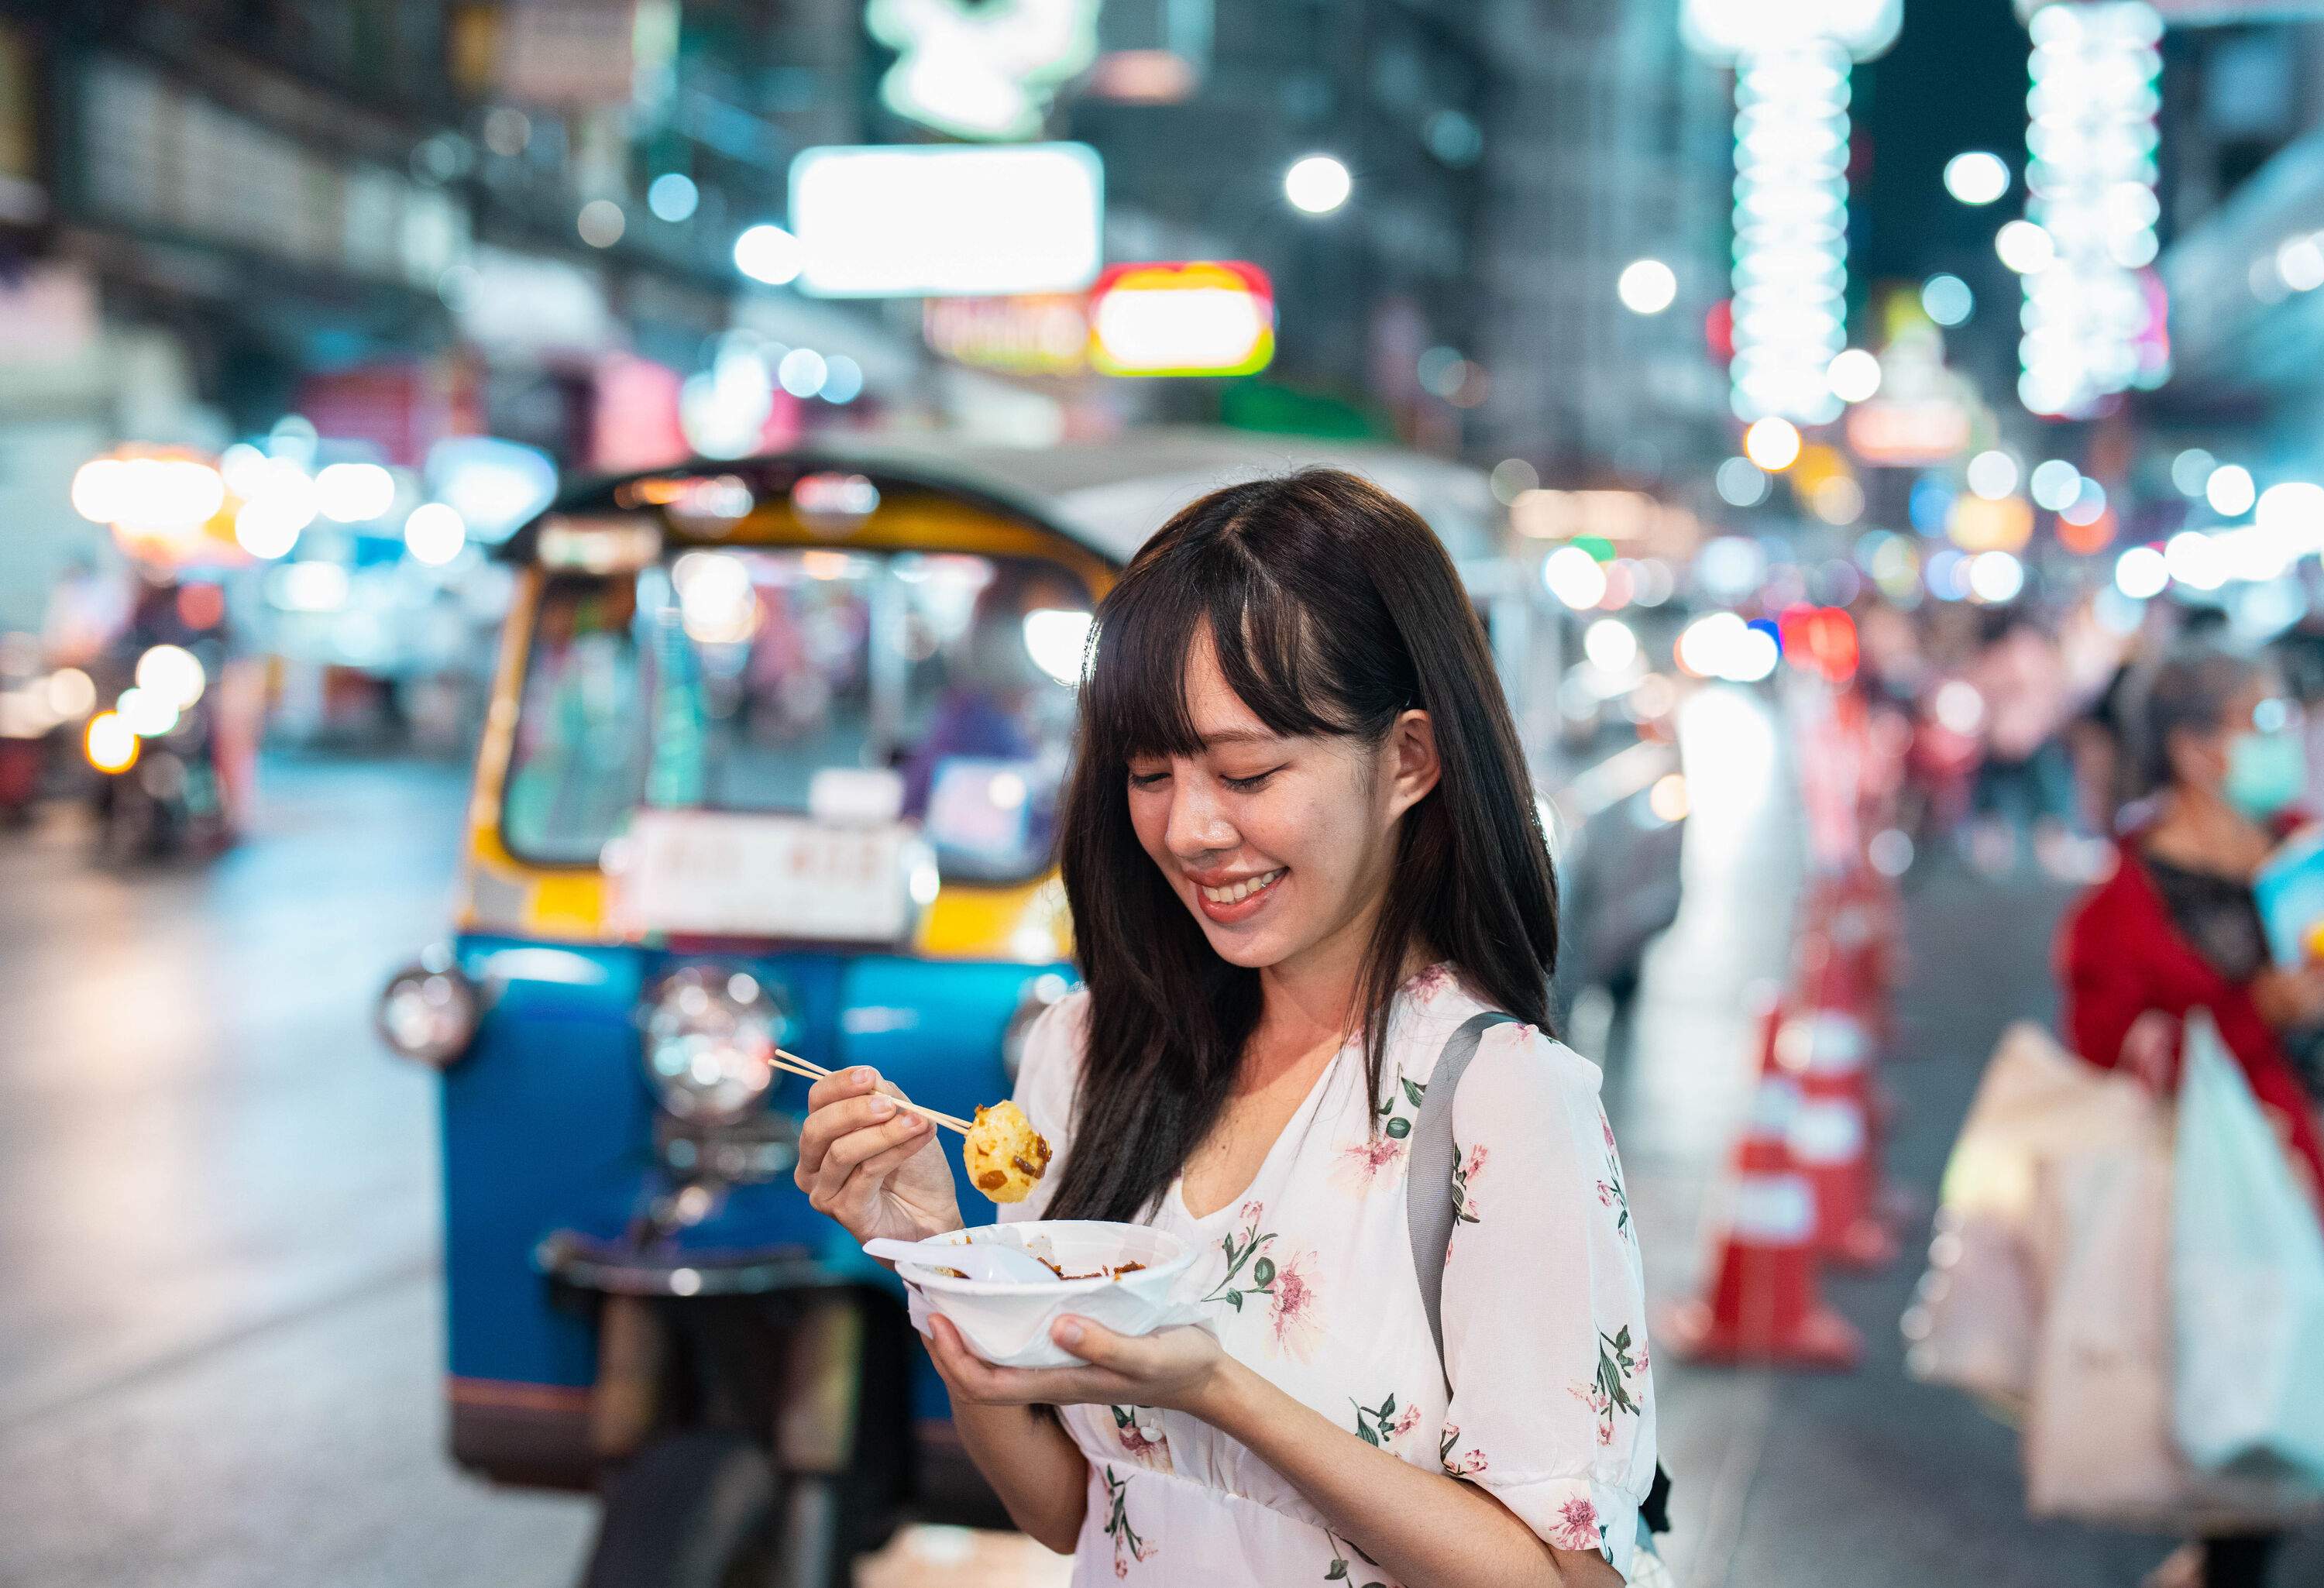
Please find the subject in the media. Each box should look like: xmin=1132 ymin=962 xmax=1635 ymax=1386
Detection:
xmin=404 ymin=503 xmax=468 ymax=566
xmin=2029 ymin=459 xmax=2083 ymax=512
xmin=135 ymin=644 xmax=206 ymax=710
xmin=734 ymin=224 xmax=804 ymax=286
xmin=777 ymin=347 xmax=830 ymax=399
xmin=1715 ymin=456 xmax=1770 ymax=508
xmin=1542 ymin=546 xmax=1610 ymax=610
xmin=1284 ymin=154 xmax=1353 ymax=215
xmin=1743 ymin=416 xmax=1802 ymax=472
xmin=315 ymin=462 xmax=397 ymax=524
xmin=2205 ymin=463 xmax=2257 ymax=517
xmin=2165 ymin=530 xmax=2227 ymax=591
xmin=2113 ymin=545 xmax=2168 ymax=600
xmin=1965 ymin=451 xmax=2019 ymax=501
xmin=1995 ymin=219 xmax=2057 ymax=274
xmin=1944 ymin=151 xmax=2011 ymax=206
xmin=1584 ymin=618 xmax=1640 ymax=673
xmin=1968 ymin=550 xmax=2025 ymax=603
xmin=2171 ymin=448 xmax=2216 ymax=497
xmin=1827 ymin=348 xmax=1882 ymax=404
xmin=1921 ymin=273 xmax=1973 ymax=327
xmin=1618 ymin=258 xmax=1679 ymax=315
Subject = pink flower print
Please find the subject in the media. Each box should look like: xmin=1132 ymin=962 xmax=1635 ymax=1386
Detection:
xmin=1550 ymin=1495 xmax=1602 ymax=1553
xmin=1439 ymin=1423 xmax=1490 ymax=1477
xmin=1101 ymin=1466 xmax=1155 ymax=1574
xmin=1110 ymin=1405 xmax=1171 ymax=1470
xmin=1333 ymin=1133 xmax=1406 ymax=1194
xmin=1266 ymin=1244 xmax=1325 ymax=1361
xmin=1391 ymin=1403 xmax=1422 ymax=1440
xmin=1407 ymin=962 xmax=1456 ymax=1002
xmin=1450 ymin=1141 xmax=1487 ymax=1225
xmin=1570 ymin=1380 xmax=1617 ymax=1446
xmin=1600 ymin=1109 xmax=1618 ymax=1151
xmin=1239 ymin=1198 xmax=1265 ymax=1226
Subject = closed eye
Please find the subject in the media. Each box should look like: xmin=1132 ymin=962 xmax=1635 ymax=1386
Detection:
xmin=1128 ymin=770 xmax=1170 ymax=789
xmin=1223 ymin=768 xmax=1283 ymax=792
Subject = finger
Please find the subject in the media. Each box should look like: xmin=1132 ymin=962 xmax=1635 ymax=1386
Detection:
xmin=805 ymin=1065 xmax=885 ymax=1112
xmin=796 ymin=1091 xmax=913 ymax=1182
xmin=1048 ymin=1315 xmax=1134 ymax=1366
xmin=844 ymin=1123 xmax=938 ymax=1188
xmin=810 ymin=1113 xmax=933 ymax=1205
xmin=927 ymin=1315 xmax=1009 ymax=1398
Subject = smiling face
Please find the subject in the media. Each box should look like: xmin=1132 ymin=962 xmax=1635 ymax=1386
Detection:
xmin=1125 ymin=627 xmax=1436 ymax=974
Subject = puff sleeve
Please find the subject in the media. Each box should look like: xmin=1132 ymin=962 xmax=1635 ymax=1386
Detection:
xmin=1433 ymin=1022 xmax=1658 ymax=1579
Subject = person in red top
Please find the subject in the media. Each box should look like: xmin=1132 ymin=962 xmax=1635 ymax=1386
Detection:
xmin=2057 ymin=641 xmax=2324 ymax=1588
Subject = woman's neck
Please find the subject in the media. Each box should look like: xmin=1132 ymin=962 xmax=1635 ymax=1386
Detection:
xmin=1250 ymin=909 xmax=1436 ymax=1068
xmin=2144 ymin=784 xmax=2274 ymax=878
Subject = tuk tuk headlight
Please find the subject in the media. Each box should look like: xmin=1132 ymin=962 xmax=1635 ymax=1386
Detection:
xmin=376 ymin=949 xmax=481 ymax=1066
xmin=642 ymin=967 xmax=785 ymax=1125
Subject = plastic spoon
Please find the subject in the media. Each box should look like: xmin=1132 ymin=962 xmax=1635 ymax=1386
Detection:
xmin=862 ymin=1236 xmax=1061 ymax=1284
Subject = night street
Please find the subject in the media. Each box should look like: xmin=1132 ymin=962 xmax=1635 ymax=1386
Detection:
xmin=3 ymin=741 xmax=2314 ymax=1586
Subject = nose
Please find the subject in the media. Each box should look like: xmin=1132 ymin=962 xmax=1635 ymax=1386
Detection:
xmin=1163 ymin=775 xmax=1238 ymax=861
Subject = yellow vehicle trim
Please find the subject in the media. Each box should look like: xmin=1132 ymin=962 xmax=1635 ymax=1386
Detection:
xmin=458 ymin=504 xmax=1109 ymax=957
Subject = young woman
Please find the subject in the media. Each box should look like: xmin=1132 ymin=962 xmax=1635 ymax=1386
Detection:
xmin=798 ymin=471 xmax=1657 ymax=1586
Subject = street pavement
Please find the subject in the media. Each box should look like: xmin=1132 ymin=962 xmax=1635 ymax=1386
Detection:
xmin=2 ymin=729 xmax=2319 ymax=1586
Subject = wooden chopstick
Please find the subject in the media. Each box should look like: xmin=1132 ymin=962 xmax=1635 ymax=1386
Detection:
xmin=770 ymin=1049 xmax=972 ymax=1135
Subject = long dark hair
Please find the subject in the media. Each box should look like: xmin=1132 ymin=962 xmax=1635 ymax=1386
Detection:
xmin=1045 ymin=469 xmax=1559 ymax=1225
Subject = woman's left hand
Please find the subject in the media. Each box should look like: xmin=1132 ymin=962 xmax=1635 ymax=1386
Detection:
xmin=924 ymin=1312 xmax=1230 ymax=1418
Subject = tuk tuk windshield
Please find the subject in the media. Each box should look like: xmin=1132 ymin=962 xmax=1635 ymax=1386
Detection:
xmin=503 ymin=549 xmax=1090 ymax=882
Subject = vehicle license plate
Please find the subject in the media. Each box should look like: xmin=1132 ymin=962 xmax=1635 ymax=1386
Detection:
xmin=611 ymin=810 xmax=927 ymax=943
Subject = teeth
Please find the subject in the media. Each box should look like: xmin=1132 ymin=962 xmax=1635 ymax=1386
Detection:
xmin=1201 ymin=869 xmax=1283 ymax=904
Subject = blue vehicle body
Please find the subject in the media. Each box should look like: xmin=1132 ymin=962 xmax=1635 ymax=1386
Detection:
xmin=438 ymin=938 xmax=1057 ymax=1434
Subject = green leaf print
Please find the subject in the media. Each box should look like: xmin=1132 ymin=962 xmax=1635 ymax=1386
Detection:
xmin=1349 ymin=1389 xmax=1418 ymax=1449
xmin=1384 ymin=1115 xmax=1411 ymax=1139
xmin=1401 ymin=1076 xmax=1426 ymax=1109
xmin=1202 ymin=1205 xmax=1280 ymax=1309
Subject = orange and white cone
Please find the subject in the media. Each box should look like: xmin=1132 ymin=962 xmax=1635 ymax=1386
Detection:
xmin=1774 ymin=1002 xmax=1898 ymax=1271
xmin=1664 ymin=1023 xmax=1863 ymax=1369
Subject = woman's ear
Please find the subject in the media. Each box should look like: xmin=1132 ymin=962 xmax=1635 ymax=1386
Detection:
xmin=1384 ymin=709 xmax=1440 ymax=820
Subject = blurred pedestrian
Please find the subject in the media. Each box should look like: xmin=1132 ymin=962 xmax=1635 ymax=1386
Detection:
xmin=2057 ymin=641 xmax=2324 ymax=1588
xmin=1967 ymin=608 xmax=2078 ymax=875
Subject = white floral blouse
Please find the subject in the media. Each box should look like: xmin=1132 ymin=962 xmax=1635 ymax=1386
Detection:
xmin=998 ymin=962 xmax=1658 ymax=1585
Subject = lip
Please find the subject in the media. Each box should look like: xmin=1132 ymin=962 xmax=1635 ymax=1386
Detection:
xmin=1188 ymin=866 xmax=1285 ymax=925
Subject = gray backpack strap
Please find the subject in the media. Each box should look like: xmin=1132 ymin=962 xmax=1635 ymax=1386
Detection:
xmin=1406 ymin=1010 xmax=1518 ymax=1370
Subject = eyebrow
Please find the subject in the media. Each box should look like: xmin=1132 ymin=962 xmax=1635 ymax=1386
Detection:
xmin=1198 ymin=730 xmax=1284 ymax=749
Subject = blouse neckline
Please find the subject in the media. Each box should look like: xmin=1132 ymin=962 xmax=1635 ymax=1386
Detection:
xmin=1160 ymin=959 xmax=1459 ymax=1226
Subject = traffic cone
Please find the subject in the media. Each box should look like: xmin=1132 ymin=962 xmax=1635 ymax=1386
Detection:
xmin=1664 ymin=1006 xmax=1863 ymax=1370
xmin=1773 ymin=998 xmax=1899 ymax=1271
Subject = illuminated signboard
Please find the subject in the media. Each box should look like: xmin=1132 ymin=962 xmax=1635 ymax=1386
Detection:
xmin=865 ymin=0 xmax=1102 ymax=140
xmin=1087 ymin=261 xmax=1274 ymax=377
xmin=923 ymin=294 xmax=1091 ymax=374
xmin=789 ymin=143 xmax=1103 ymax=298
xmin=1844 ymin=398 xmax=1971 ymax=466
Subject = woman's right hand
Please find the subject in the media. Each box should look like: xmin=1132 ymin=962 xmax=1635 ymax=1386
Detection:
xmin=795 ymin=1066 xmax=962 ymax=1245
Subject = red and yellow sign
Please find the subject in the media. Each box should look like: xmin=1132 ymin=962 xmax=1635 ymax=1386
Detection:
xmin=1088 ymin=261 xmax=1274 ymax=378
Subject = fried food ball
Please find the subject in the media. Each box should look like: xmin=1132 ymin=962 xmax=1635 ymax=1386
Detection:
xmin=962 ymin=1099 xmax=1051 ymax=1205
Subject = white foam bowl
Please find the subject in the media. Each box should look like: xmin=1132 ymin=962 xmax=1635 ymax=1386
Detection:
xmin=895 ymin=1219 xmax=1203 ymax=1368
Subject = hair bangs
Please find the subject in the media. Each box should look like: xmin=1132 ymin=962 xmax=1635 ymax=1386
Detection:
xmin=1085 ymin=531 xmax=1350 ymax=766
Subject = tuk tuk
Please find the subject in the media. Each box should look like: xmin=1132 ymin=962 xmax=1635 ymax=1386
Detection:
xmin=373 ymin=429 xmax=1575 ymax=1586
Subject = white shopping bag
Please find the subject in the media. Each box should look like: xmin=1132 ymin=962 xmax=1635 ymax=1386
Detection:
xmin=2171 ymin=1010 xmax=2324 ymax=1485
xmin=1906 ymin=1022 xmax=2150 ymax=1411
xmin=2023 ymin=1101 xmax=2320 ymax=1531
